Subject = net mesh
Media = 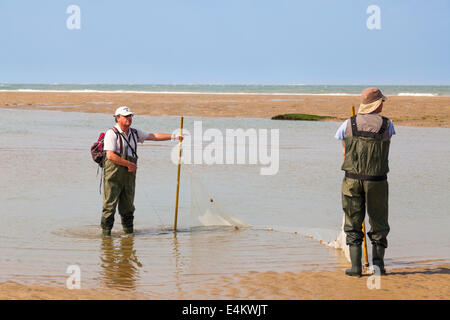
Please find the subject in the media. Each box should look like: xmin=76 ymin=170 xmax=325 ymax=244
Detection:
xmin=189 ymin=169 xmax=249 ymax=228
xmin=333 ymin=215 xmax=350 ymax=262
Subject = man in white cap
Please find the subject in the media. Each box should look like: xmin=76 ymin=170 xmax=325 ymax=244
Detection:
xmin=334 ymin=88 xmax=396 ymax=276
xmin=101 ymin=106 xmax=182 ymax=236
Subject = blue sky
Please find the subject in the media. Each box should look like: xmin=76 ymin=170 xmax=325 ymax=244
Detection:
xmin=0 ymin=0 xmax=449 ymax=85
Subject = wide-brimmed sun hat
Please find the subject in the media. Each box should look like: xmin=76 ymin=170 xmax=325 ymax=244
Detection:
xmin=358 ymin=88 xmax=387 ymax=114
xmin=114 ymin=106 xmax=134 ymax=117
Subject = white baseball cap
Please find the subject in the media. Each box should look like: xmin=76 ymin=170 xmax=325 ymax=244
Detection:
xmin=114 ymin=106 xmax=134 ymax=117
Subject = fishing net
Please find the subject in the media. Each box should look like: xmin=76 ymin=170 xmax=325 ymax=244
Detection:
xmin=188 ymin=169 xmax=249 ymax=228
xmin=332 ymin=215 xmax=350 ymax=262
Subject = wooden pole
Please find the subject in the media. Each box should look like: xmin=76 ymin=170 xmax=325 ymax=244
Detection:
xmin=174 ymin=116 xmax=184 ymax=232
xmin=351 ymin=105 xmax=370 ymax=269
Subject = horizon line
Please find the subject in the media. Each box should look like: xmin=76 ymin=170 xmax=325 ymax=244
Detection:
xmin=1 ymin=82 xmax=450 ymax=87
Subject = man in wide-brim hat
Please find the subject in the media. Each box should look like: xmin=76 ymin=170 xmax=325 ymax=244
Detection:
xmin=334 ymin=88 xmax=396 ymax=276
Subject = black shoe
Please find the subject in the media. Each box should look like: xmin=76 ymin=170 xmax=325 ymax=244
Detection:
xmin=345 ymin=245 xmax=362 ymax=277
xmin=372 ymin=245 xmax=387 ymax=275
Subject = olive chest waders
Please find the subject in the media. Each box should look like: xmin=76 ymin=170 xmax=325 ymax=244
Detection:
xmin=101 ymin=129 xmax=139 ymax=236
xmin=342 ymin=115 xmax=391 ymax=275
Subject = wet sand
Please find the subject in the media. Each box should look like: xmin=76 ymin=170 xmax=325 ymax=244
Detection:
xmin=1 ymin=264 xmax=448 ymax=300
xmin=0 ymin=281 xmax=146 ymax=300
xmin=1 ymin=91 xmax=449 ymax=127
xmin=185 ymin=264 xmax=450 ymax=300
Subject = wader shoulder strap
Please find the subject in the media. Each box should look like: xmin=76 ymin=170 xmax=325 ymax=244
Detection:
xmin=351 ymin=115 xmax=390 ymax=140
xmin=118 ymin=130 xmax=138 ymax=158
xmin=111 ymin=127 xmax=123 ymax=155
xmin=350 ymin=115 xmax=358 ymax=137
xmin=378 ymin=116 xmax=389 ymax=137
xmin=132 ymin=128 xmax=139 ymax=141
xmin=131 ymin=128 xmax=138 ymax=156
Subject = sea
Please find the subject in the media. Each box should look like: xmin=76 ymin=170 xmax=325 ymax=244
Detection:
xmin=1 ymin=83 xmax=450 ymax=96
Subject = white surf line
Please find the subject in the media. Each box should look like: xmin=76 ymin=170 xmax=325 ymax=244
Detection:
xmin=2 ymin=89 xmax=446 ymax=97
xmin=0 ymin=89 xmax=361 ymax=96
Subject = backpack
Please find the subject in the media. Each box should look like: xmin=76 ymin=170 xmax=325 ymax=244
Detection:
xmin=90 ymin=132 xmax=107 ymax=168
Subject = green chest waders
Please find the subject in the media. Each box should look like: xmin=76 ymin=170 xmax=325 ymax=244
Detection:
xmin=101 ymin=129 xmax=138 ymax=234
xmin=341 ymin=116 xmax=391 ymax=249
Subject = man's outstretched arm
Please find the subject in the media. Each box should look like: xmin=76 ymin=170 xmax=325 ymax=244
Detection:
xmin=145 ymin=133 xmax=184 ymax=141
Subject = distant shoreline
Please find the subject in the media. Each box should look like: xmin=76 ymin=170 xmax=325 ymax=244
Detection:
xmin=1 ymin=83 xmax=450 ymax=97
xmin=1 ymin=91 xmax=449 ymax=127
xmin=0 ymin=89 xmax=444 ymax=97
xmin=0 ymin=89 xmax=363 ymax=96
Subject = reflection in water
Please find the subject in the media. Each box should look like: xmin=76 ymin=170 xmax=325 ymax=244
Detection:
xmin=172 ymin=232 xmax=183 ymax=294
xmin=99 ymin=236 xmax=142 ymax=291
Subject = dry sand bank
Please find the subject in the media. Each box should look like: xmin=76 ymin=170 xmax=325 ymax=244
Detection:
xmin=1 ymin=91 xmax=449 ymax=127
xmin=1 ymin=264 xmax=448 ymax=300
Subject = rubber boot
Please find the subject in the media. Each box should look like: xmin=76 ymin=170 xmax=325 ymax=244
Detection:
xmin=102 ymin=229 xmax=111 ymax=237
xmin=372 ymin=245 xmax=386 ymax=275
xmin=345 ymin=245 xmax=362 ymax=277
xmin=123 ymin=227 xmax=134 ymax=234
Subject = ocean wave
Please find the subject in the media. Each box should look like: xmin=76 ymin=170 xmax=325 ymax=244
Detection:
xmin=0 ymin=89 xmax=361 ymax=96
xmin=0 ymin=87 xmax=446 ymax=97
xmin=397 ymin=92 xmax=438 ymax=97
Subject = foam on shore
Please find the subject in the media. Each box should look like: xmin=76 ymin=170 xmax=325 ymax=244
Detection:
xmin=1 ymin=89 xmax=447 ymax=97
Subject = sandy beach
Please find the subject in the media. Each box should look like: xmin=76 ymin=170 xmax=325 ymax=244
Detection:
xmin=1 ymin=264 xmax=448 ymax=300
xmin=1 ymin=91 xmax=449 ymax=127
